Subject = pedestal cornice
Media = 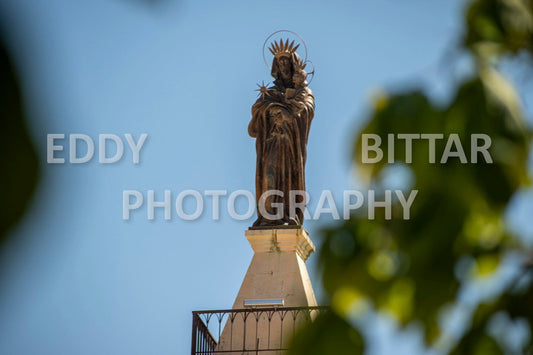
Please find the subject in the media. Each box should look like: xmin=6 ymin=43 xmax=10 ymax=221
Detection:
xmin=245 ymin=228 xmax=315 ymax=261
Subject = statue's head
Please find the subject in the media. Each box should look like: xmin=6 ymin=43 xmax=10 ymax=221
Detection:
xmin=276 ymin=55 xmax=292 ymax=78
xmin=268 ymin=39 xmax=303 ymax=85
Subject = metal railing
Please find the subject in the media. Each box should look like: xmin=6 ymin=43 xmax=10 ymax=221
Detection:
xmin=191 ymin=306 xmax=328 ymax=354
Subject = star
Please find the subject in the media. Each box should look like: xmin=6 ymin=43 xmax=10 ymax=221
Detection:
xmin=255 ymin=81 xmax=271 ymax=99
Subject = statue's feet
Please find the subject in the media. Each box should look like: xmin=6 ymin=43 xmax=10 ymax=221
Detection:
xmin=284 ymin=217 xmax=299 ymax=225
xmin=252 ymin=217 xmax=277 ymax=227
xmin=252 ymin=216 xmax=301 ymax=227
xmin=252 ymin=217 xmax=264 ymax=227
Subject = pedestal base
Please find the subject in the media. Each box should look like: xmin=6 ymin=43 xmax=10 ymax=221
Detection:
xmin=217 ymin=228 xmax=317 ymax=353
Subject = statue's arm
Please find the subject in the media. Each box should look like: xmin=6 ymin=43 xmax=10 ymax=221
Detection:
xmin=287 ymin=88 xmax=313 ymax=117
xmin=249 ymin=102 xmax=261 ymax=138
xmin=304 ymin=89 xmax=315 ymax=121
xmin=248 ymin=116 xmax=258 ymax=138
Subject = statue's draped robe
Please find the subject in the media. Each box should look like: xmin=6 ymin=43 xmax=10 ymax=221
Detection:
xmin=248 ymin=81 xmax=314 ymax=224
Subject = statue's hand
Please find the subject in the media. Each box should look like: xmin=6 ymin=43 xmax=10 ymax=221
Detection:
xmin=287 ymin=99 xmax=304 ymax=116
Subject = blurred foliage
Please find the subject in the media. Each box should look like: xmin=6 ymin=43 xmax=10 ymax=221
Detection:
xmin=291 ymin=0 xmax=533 ymax=354
xmin=289 ymin=311 xmax=364 ymax=355
xmin=0 ymin=39 xmax=40 ymax=249
xmin=465 ymin=0 xmax=533 ymax=57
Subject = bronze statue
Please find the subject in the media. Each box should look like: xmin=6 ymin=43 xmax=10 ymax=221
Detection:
xmin=249 ymin=38 xmax=315 ymax=227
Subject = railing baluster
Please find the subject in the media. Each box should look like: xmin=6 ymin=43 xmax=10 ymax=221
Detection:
xmin=191 ymin=306 xmax=328 ymax=354
xmin=191 ymin=314 xmax=197 ymax=355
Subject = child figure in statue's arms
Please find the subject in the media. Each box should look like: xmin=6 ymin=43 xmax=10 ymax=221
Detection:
xmin=285 ymin=69 xmax=308 ymax=116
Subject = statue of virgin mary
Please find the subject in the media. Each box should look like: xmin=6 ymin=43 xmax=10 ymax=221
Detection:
xmin=248 ymin=39 xmax=315 ymax=227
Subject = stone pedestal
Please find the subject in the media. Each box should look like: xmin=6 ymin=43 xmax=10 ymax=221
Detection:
xmin=217 ymin=228 xmax=317 ymax=353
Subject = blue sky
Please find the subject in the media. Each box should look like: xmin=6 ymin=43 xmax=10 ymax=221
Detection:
xmin=0 ymin=0 xmax=531 ymax=354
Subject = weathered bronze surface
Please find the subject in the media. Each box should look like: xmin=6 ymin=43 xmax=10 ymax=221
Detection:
xmin=249 ymin=38 xmax=315 ymax=227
